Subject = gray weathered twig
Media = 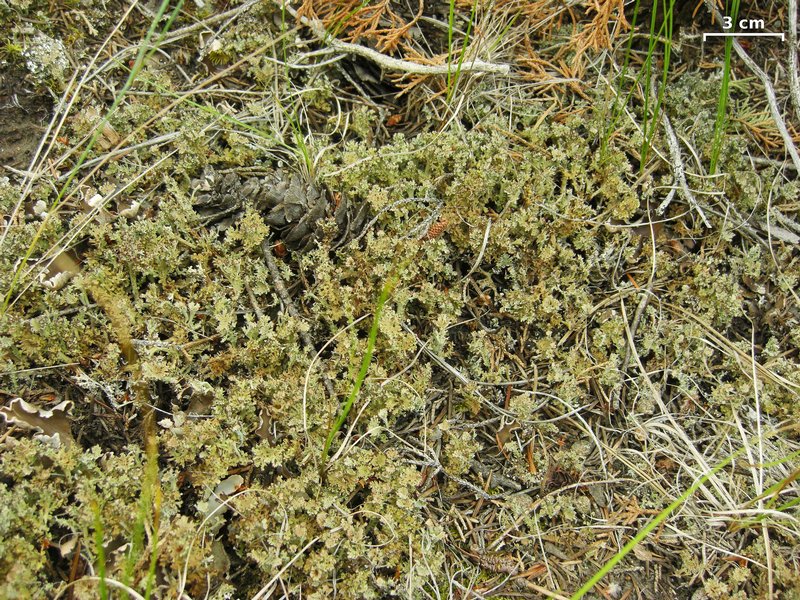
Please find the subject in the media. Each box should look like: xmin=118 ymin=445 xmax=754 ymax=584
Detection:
xmin=276 ymin=1 xmax=510 ymax=76
xmin=262 ymin=240 xmax=337 ymax=401
xmin=651 ymin=76 xmax=711 ymax=227
xmin=789 ymin=0 xmax=800 ymax=121
xmin=658 ymin=108 xmax=712 ymax=227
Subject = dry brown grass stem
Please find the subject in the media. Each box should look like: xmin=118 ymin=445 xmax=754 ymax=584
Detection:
xmin=665 ymin=302 xmax=800 ymax=394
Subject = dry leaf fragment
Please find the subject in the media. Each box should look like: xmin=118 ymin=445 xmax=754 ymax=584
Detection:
xmin=199 ymin=474 xmax=245 ymax=533
xmin=0 ymin=397 xmax=75 ymax=448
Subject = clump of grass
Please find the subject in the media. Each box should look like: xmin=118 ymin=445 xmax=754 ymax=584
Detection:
xmin=572 ymin=420 xmax=800 ymax=599
xmin=120 ymin=415 xmax=161 ymax=599
xmin=600 ymin=0 xmax=641 ymax=160
xmin=600 ymin=0 xmax=676 ymax=170
xmin=639 ymin=0 xmax=675 ymax=167
xmin=445 ymin=0 xmax=479 ymax=106
xmin=709 ymin=0 xmax=740 ymax=174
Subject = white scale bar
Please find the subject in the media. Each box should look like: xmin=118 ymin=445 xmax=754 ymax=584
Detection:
xmin=704 ymin=32 xmax=785 ymax=41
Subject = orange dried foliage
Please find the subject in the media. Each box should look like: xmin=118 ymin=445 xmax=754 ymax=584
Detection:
xmin=385 ymin=113 xmax=403 ymax=126
xmin=296 ymin=0 xmax=632 ymax=99
xmin=387 ymin=46 xmax=450 ymax=97
xmin=500 ymin=0 xmax=629 ymax=89
xmin=496 ymin=0 xmax=581 ymax=37
xmin=298 ymin=0 xmax=422 ymax=53
xmin=572 ymin=0 xmax=630 ymax=54
xmin=273 ymin=240 xmax=288 ymax=257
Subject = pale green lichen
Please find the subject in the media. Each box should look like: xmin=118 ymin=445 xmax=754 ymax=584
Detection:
xmin=21 ymin=30 xmax=69 ymax=87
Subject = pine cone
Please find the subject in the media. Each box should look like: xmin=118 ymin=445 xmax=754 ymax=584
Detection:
xmin=190 ymin=169 xmax=249 ymax=230
xmin=190 ymin=168 xmax=369 ymax=251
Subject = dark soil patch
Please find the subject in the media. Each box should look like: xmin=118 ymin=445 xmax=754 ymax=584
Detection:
xmin=0 ymin=66 xmax=52 ymax=169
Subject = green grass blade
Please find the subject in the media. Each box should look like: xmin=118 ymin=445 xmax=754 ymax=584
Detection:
xmin=446 ymin=0 xmax=456 ymax=91
xmin=640 ymin=0 xmax=675 ymax=169
xmin=600 ymin=0 xmax=642 ymax=159
xmin=91 ymin=500 xmax=108 ymax=600
xmin=446 ymin=0 xmax=479 ymax=105
xmin=321 ymin=269 xmax=401 ymax=469
xmin=710 ymin=0 xmax=739 ymax=173
xmin=143 ymin=436 xmax=161 ymax=600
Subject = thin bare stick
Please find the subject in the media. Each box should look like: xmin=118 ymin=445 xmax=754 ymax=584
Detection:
xmin=251 ymin=536 xmax=322 ymax=600
xmin=276 ymin=1 xmax=510 ymax=76
xmin=470 ymin=460 xmax=521 ymax=492
xmin=654 ymin=79 xmax=711 ymax=227
xmin=789 ymin=0 xmax=800 ymax=121
xmin=54 ymin=576 xmax=145 ymax=600
xmin=619 ymin=198 xmax=660 ymax=412
xmin=749 ymin=325 xmax=774 ymax=597
xmin=461 ymin=217 xmax=492 ymax=282
xmin=161 ymin=0 xmax=261 ymax=44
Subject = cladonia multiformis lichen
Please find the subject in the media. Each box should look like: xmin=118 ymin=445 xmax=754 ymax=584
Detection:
xmin=2 ymin=3 xmax=799 ymax=596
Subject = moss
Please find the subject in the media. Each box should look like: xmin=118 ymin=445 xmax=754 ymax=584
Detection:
xmin=676 ymin=256 xmax=744 ymax=328
xmin=0 ymin=479 xmax=55 ymax=598
xmin=222 ymin=447 xmax=444 ymax=598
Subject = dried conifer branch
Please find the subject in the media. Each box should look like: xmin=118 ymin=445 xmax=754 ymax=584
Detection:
xmin=277 ymin=1 xmax=510 ymax=76
xmin=298 ymin=0 xmax=422 ymax=54
xmin=569 ymin=0 xmax=629 ymax=70
xmin=703 ymin=0 xmax=800 ymax=172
